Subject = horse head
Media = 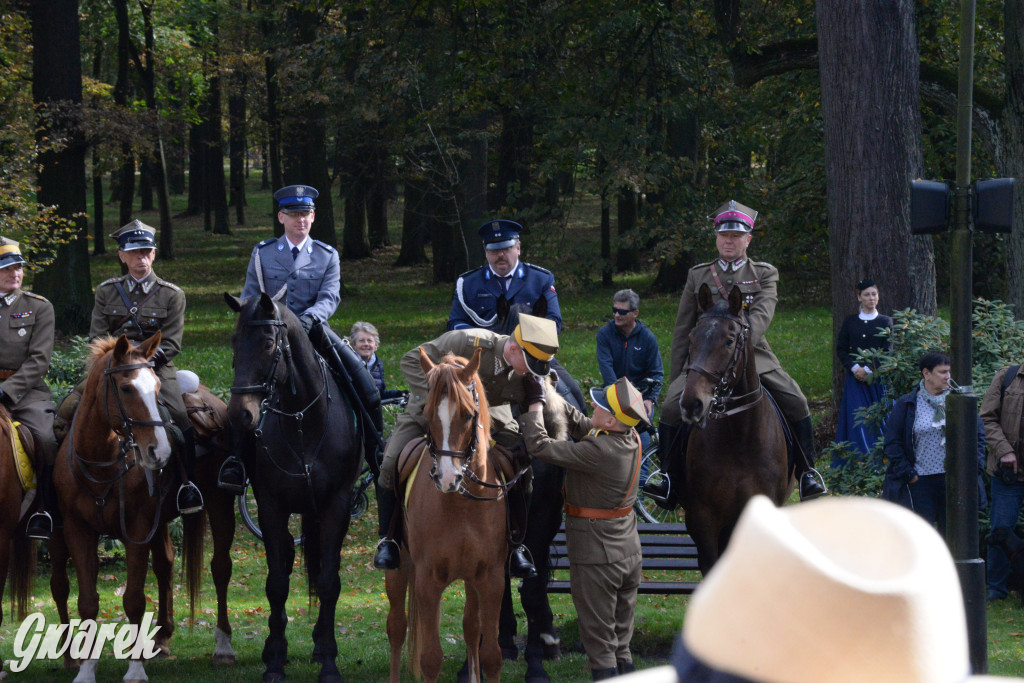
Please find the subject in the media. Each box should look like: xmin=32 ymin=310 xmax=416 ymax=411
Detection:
xmin=419 ymin=347 xmax=490 ymax=493
xmin=680 ymin=284 xmax=751 ymax=424
xmin=225 ymin=292 xmax=296 ymax=432
xmin=88 ymin=331 xmax=172 ymax=470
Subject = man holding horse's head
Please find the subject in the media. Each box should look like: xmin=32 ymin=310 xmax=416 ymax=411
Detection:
xmin=372 ymin=313 xmax=560 ymax=577
xmin=645 ymin=200 xmax=827 ymax=508
xmin=521 ymin=375 xmax=650 ymax=680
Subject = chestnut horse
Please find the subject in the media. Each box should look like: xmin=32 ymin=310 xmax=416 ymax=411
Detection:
xmin=679 ymin=284 xmax=794 ymax=573
xmin=385 ymin=349 xmax=507 ymax=682
xmin=0 ymin=404 xmax=36 ymax=634
xmin=50 ymin=333 xmax=237 ymax=683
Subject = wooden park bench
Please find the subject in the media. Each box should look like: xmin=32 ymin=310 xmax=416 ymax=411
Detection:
xmin=546 ymin=522 xmax=701 ymax=595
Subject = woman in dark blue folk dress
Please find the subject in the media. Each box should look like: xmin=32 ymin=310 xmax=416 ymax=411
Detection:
xmin=834 ymin=279 xmax=893 ymax=461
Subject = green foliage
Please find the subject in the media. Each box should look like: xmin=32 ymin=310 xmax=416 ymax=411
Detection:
xmin=826 ymin=300 xmax=1024 ymax=498
xmin=45 ymin=336 xmax=91 ymax=399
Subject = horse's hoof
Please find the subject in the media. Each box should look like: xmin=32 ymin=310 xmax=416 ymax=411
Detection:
xmin=541 ymin=642 xmax=561 ymax=660
xmin=211 ymin=653 xmax=236 ymax=666
xmin=262 ymin=674 xmax=286 ymax=683
xmin=525 ymin=658 xmax=551 ymax=683
xmin=500 ymin=642 xmax=519 ymax=661
xmin=318 ymin=671 xmax=342 ymax=683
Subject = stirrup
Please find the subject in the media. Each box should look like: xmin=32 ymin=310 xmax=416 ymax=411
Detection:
xmin=217 ymin=458 xmax=247 ymax=495
xmin=642 ymin=471 xmax=671 ymax=503
xmin=26 ymin=511 xmax=53 ymax=541
xmin=799 ymin=468 xmax=828 ymax=501
xmin=177 ymin=482 xmax=205 ymax=515
xmin=373 ymin=538 xmax=401 ymax=570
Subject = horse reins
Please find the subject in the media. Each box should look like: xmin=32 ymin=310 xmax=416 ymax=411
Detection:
xmin=425 ymin=371 xmax=528 ymax=501
xmin=69 ymin=355 xmax=169 ymax=545
xmin=229 ymin=310 xmax=332 ymax=500
xmin=686 ymin=310 xmax=764 ymax=419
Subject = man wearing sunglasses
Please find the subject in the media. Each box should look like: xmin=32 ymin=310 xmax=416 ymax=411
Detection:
xmin=596 ymin=289 xmax=663 ymax=461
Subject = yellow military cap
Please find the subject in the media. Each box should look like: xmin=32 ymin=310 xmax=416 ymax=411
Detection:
xmin=0 ymin=236 xmax=27 ymax=269
xmin=589 ymin=377 xmax=649 ymax=427
xmin=513 ymin=313 xmax=559 ymax=377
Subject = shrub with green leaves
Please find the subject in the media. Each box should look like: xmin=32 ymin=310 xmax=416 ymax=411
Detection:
xmin=825 ymin=299 xmax=1024 ymax=499
xmin=45 ymin=335 xmax=90 ymax=400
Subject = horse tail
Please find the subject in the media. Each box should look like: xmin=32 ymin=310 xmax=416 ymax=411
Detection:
xmin=8 ymin=531 xmax=35 ymax=620
xmin=182 ymin=509 xmax=206 ymax=623
xmin=301 ymin=515 xmax=321 ymax=603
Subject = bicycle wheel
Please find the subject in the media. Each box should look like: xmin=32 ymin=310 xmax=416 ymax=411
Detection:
xmin=350 ymin=472 xmax=372 ymax=519
xmin=634 ymin=444 xmax=683 ymax=524
xmin=237 ymin=484 xmax=304 ymax=545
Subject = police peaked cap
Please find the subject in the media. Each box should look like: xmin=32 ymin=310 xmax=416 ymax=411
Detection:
xmin=478 ymin=219 xmax=523 ymax=250
xmin=274 ymin=185 xmax=319 ymax=212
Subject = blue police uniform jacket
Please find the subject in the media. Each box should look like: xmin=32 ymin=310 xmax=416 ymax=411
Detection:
xmin=595 ymin=319 xmax=663 ymax=404
xmin=447 ymin=261 xmax=562 ymax=332
xmin=242 ymin=235 xmax=340 ymax=323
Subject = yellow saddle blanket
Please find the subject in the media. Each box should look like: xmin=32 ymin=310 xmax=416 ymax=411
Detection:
xmin=6 ymin=419 xmax=35 ymax=491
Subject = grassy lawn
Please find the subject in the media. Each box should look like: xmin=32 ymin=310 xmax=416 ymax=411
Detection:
xmin=3 ymin=179 xmax=1022 ymax=680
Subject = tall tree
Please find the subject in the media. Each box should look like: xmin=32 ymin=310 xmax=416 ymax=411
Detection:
xmin=1004 ymin=0 xmax=1024 ymax=317
xmin=31 ymin=0 xmax=92 ymax=334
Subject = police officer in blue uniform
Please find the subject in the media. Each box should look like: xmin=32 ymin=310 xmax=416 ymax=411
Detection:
xmin=448 ymin=219 xmax=562 ymax=333
xmin=218 ymin=185 xmax=382 ymax=492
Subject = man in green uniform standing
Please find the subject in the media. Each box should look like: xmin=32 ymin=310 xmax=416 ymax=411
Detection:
xmin=372 ymin=314 xmax=559 ymax=579
xmin=522 ymin=376 xmax=649 ymax=680
xmin=645 ymin=200 xmax=826 ymax=506
xmin=30 ymin=221 xmax=204 ymax=540
xmin=0 ymin=239 xmax=58 ymax=540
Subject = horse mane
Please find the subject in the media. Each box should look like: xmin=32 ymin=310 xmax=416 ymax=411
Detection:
xmin=84 ymin=335 xmax=123 ymax=373
xmin=426 ymin=353 xmax=491 ymax=437
xmin=0 ymin=402 xmax=12 ymax=442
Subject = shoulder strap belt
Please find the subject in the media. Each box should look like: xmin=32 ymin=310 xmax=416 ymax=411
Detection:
xmin=112 ymin=281 xmax=159 ymax=336
xmin=253 ymin=248 xmax=288 ymax=302
xmin=709 ymin=262 xmax=729 ymax=300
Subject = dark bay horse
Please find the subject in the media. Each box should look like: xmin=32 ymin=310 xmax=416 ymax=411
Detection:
xmin=385 ymin=349 xmax=507 ymax=682
xmin=679 ymin=284 xmax=794 ymax=573
xmin=225 ymin=293 xmax=363 ymax=683
xmin=0 ymin=404 xmax=36 ymax=633
xmin=50 ymin=332 xmax=236 ymax=683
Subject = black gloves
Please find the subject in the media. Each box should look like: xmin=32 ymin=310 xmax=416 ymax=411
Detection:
xmin=152 ymin=347 xmax=169 ymax=369
xmin=521 ymin=373 xmax=547 ymax=407
xmin=299 ymin=313 xmax=318 ymax=333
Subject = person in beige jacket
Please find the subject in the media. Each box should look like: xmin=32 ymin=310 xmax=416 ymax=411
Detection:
xmin=522 ymin=376 xmax=650 ymax=681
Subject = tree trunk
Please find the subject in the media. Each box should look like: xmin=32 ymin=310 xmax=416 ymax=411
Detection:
xmin=31 ymin=0 xmax=92 ymax=335
xmin=459 ymin=124 xmax=488 ymax=267
xmin=601 ymin=188 xmax=612 ymax=287
xmin=138 ymin=163 xmax=154 ymax=211
xmin=395 ymin=181 xmax=429 ymax=267
xmin=342 ymin=174 xmax=370 ymax=259
xmin=229 ymin=71 xmax=247 ymax=225
xmin=493 ymin=109 xmax=534 ymax=212
xmin=204 ymin=67 xmax=231 ymax=235
xmin=616 ymin=188 xmax=638 ymax=272
xmin=817 ymin=0 xmax=936 ymax=405
xmin=1004 ymin=0 xmax=1024 ymax=319
xmin=366 ymin=148 xmax=390 ymax=249
xmin=92 ymin=147 xmax=105 ymax=255
xmin=113 ymin=0 xmax=134 ymax=226
xmin=186 ymin=121 xmax=205 ymax=218
xmin=264 ymin=53 xmax=283 ymax=235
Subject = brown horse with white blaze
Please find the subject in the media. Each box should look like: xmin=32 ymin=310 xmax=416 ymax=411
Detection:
xmin=50 ymin=332 xmax=236 ymax=683
xmin=385 ymin=348 xmax=507 ymax=682
xmin=680 ymin=284 xmax=794 ymax=574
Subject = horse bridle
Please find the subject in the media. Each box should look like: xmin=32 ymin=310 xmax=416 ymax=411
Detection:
xmin=228 ymin=308 xmax=330 ymax=493
xmin=425 ymin=372 xmax=526 ymax=501
xmin=69 ymin=354 xmax=169 ymax=545
xmin=685 ymin=310 xmax=763 ymax=419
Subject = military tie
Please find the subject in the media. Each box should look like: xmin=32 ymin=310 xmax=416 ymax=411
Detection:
xmin=291 ymin=246 xmax=299 ymax=260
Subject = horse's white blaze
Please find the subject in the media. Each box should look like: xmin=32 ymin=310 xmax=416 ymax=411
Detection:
xmin=122 ymin=659 xmax=148 ymax=682
xmin=132 ymin=370 xmax=172 ymax=468
xmin=72 ymin=658 xmax=99 ymax=683
xmin=436 ymin=396 xmax=461 ymax=492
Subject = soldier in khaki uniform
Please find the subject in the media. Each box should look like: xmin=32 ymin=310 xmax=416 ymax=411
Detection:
xmin=645 ymin=201 xmax=826 ymax=506
xmin=0 ymin=238 xmax=58 ymax=537
xmin=372 ymin=314 xmax=559 ymax=578
xmin=522 ymin=376 xmax=649 ymax=681
xmin=30 ymin=222 xmax=203 ymax=540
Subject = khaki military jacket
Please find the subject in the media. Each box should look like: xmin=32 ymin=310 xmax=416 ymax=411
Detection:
xmin=669 ymin=259 xmax=782 ymax=382
xmin=522 ymin=406 xmax=642 ymax=565
xmin=90 ymin=271 xmax=185 ymax=370
xmin=0 ymin=288 xmax=55 ymax=407
xmin=980 ymin=366 xmax=1024 ymax=478
xmin=401 ymin=329 xmax=527 ymax=436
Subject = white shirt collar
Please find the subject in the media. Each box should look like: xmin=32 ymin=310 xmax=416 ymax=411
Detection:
xmin=489 ymin=261 xmax=520 ymax=279
xmin=286 ymin=236 xmax=310 ymax=253
xmin=858 ymin=310 xmax=879 ymax=321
